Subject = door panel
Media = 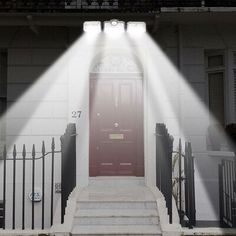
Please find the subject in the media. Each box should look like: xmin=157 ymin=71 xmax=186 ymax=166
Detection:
xmin=89 ymin=78 xmax=144 ymax=176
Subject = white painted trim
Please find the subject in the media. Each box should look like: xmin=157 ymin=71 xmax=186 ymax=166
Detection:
xmin=0 ymin=230 xmax=50 ymax=236
xmin=208 ymin=150 xmax=235 ymax=158
xmin=143 ymin=43 xmax=151 ymax=187
xmin=90 ymin=72 xmax=143 ymax=79
xmin=161 ymin=7 xmax=236 ymax=13
xmin=149 ymin=186 xmax=181 ymax=236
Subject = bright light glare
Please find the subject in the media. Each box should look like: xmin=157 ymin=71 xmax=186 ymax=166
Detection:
xmin=83 ymin=21 xmax=102 ymax=34
xmin=104 ymin=20 xmax=125 ymax=37
xmin=127 ymin=22 xmax=146 ymax=36
xmin=0 ymin=33 xmax=99 ymax=153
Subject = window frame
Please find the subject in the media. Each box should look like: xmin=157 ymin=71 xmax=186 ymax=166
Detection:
xmin=231 ymin=51 xmax=236 ymax=123
xmin=0 ymin=49 xmax=7 ymax=150
xmin=205 ymin=50 xmax=227 ymax=126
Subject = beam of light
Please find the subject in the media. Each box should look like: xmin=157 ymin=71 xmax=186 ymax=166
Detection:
xmin=131 ymin=33 xmax=231 ymax=149
xmin=0 ymin=32 xmax=100 ymax=153
xmin=83 ymin=21 xmax=102 ymax=34
xmin=104 ymin=19 xmax=125 ymax=37
xmin=88 ymin=31 xmax=137 ymax=121
xmin=129 ymin=32 xmax=233 ymax=223
xmin=0 ymin=31 xmax=101 ymax=229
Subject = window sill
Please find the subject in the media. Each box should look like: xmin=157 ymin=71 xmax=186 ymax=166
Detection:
xmin=208 ymin=150 xmax=235 ymax=158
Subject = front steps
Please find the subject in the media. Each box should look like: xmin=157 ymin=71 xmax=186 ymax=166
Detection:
xmin=72 ymin=201 xmax=161 ymax=235
xmin=71 ymin=177 xmax=162 ymax=236
xmin=52 ymin=177 xmax=181 ymax=236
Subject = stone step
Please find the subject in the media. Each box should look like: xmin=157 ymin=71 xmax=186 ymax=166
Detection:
xmin=77 ymin=201 xmax=157 ymax=210
xmin=89 ymin=177 xmax=145 ymax=187
xmin=76 ymin=209 xmax=159 ymax=217
xmin=72 ymin=225 xmax=162 ymax=236
xmin=74 ymin=216 xmax=159 ymax=225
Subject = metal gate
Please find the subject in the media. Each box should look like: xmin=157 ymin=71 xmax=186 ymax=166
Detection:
xmin=155 ymin=123 xmax=196 ymax=227
xmin=219 ymin=159 xmax=236 ymax=227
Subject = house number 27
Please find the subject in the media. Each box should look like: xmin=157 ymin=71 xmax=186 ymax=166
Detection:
xmin=72 ymin=111 xmax=82 ymax=119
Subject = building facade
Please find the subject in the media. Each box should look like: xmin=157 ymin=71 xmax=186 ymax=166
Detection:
xmin=0 ymin=3 xmax=236 ymax=231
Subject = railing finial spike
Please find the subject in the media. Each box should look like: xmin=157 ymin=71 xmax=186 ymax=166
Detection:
xmin=13 ymin=144 xmax=16 ymax=158
xmin=22 ymin=144 xmax=26 ymax=158
xmin=42 ymin=141 xmax=45 ymax=154
xmin=51 ymin=137 xmax=55 ymax=150
xmin=32 ymin=144 xmax=35 ymax=157
xmin=3 ymin=145 xmax=6 ymax=158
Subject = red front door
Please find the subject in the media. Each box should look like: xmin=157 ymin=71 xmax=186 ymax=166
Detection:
xmin=89 ymin=77 xmax=144 ymax=176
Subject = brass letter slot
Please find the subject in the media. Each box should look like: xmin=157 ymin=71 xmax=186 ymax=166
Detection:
xmin=109 ymin=134 xmax=124 ymax=140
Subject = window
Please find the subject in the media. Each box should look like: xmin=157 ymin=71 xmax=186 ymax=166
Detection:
xmin=206 ymin=51 xmax=225 ymax=125
xmin=208 ymin=72 xmax=225 ymax=126
xmin=205 ymin=51 xmax=226 ymax=150
xmin=0 ymin=50 xmax=7 ymax=156
xmin=208 ymin=54 xmax=224 ymax=68
xmin=233 ymin=52 xmax=236 ymax=122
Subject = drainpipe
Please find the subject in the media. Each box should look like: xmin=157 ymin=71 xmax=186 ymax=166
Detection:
xmin=177 ymin=25 xmax=182 ymax=72
xmin=176 ymin=24 xmax=184 ymax=226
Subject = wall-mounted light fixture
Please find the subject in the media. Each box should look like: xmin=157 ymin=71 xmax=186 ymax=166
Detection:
xmin=104 ymin=19 xmax=125 ymax=36
xmin=127 ymin=21 xmax=146 ymax=35
xmin=83 ymin=21 xmax=102 ymax=34
xmin=83 ymin=20 xmax=146 ymax=36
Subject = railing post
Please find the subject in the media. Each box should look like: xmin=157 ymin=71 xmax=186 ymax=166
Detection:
xmin=168 ymin=132 xmax=173 ymax=224
xmin=155 ymin=124 xmax=161 ymax=189
xmin=50 ymin=138 xmax=55 ymax=226
xmin=179 ymin=139 xmax=183 ymax=225
xmin=219 ymin=163 xmax=224 ymax=227
xmin=12 ymin=145 xmax=16 ymax=229
xmin=22 ymin=145 xmax=26 ymax=230
xmin=155 ymin=123 xmax=173 ymax=224
xmin=189 ymin=143 xmax=196 ymax=227
xmin=61 ymin=123 xmax=76 ymax=224
xmin=3 ymin=145 xmax=6 ymax=229
xmin=185 ymin=142 xmax=196 ymax=228
xmin=31 ymin=144 xmax=35 ymax=230
xmin=184 ymin=142 xmax=188 ymax=223
xmin=41 ymin=141 xmax=45 ymax=229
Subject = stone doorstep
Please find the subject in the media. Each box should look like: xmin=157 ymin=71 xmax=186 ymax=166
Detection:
xmin=89 ymin=177 xmax=145 ymax=187
xmin=182 ymin=227 xmax=236 ymax=235
xmin=71 ymin=224 xmax=162 ymax=235
xmin=0 ymin=230 xmax=49 ymax=236
xmin=75 ymin=208 xmax=159 ymax=217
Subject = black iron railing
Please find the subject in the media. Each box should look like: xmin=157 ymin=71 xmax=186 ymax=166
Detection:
xmin=173 ymin=139 xmax=196 ymax=228
xmin=219 ymin=159 xmax=236 ymax=228
xmin=0 ymin=139 xmax=61 ymax=229
xmin=156 ymin=123 xmax=174 ymax=224
xmin=0 ymin=200 xmax=3 ymax=228
xmin=0 ymin=123 xmax=76 ymax=229
xmin=60 ymin=123 xmax=76 ymax=224
xmin=156 ymin=123 xmax=196 ymax=227
xmin=0 ymin=0 xmax=235 ymax=13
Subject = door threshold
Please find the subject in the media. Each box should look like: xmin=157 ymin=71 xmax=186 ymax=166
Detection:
xmin=89 ymin=176 xmax=145 ymax=187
